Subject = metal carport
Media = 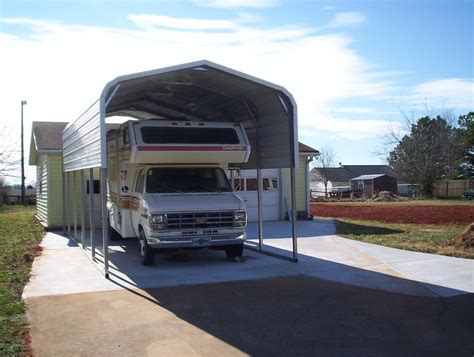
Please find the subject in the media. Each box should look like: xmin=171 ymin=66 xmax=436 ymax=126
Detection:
xmin=62 ymin=60 xmax=299 ymax=277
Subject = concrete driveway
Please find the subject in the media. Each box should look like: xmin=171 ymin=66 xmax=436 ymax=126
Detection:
xmin=24 ymin=219 xmax=474 ymax=356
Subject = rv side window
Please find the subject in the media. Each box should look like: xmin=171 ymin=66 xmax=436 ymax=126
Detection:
xmin=123 ymin=127 xmax=130 ymax=145
xmin=135 ymin=170 xmax=145 ymax=193
xmin=140 ymin=127 xmax=240 ymax=145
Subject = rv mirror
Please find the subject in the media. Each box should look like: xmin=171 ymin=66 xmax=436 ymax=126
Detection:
xmin=229 ymin=168 xmax=242 ymax=192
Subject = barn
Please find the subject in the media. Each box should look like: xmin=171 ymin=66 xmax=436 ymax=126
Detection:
xmin=350 ymin=174 xmax=398 ymax=197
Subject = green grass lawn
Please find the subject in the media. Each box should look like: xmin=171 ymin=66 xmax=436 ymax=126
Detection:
xmin=0 ymin=205 xmax=44 ymax=356
xmin=335 ymin=219 xmax=472 ymax=259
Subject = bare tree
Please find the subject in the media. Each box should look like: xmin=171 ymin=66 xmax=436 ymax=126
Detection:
xmin=0 ymin=126 xmax=20 ymax=180
xmin=311 ymin=146 xmax=337 ymax=197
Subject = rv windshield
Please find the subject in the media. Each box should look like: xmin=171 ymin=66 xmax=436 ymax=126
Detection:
xmin=146 ymin=168 xmax=232 ymax=193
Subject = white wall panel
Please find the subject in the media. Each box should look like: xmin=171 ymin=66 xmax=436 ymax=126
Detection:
xmin=63 ymin=100 xmax=102 ymax=172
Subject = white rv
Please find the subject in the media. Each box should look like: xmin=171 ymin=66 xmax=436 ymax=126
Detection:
xmin=106 ymin=119 xmax=250 ymax=265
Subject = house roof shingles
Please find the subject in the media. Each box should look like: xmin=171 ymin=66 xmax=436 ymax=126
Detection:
xmin=298 ymin=142 xmax=319 ymax=154
xmin=32 ymin=121 xmax=68 ymax=151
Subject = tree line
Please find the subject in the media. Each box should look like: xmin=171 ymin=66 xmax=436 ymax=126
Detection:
xmin=388 ymin=112 xmax=473 ymax=196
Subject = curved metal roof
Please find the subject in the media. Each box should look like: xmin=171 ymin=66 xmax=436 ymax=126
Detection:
xmin=63 ymin=60 xmax=298 ymax=171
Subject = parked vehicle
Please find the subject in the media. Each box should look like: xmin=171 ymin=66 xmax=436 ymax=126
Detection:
xmin=463 ymin=191 xmax=474 ymax=200
xmin=107 ymin=119 xmax=250 ymax=265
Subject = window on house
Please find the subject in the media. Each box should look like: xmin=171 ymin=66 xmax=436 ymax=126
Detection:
xmin=245 ymin=178 xmax=278 ymax=191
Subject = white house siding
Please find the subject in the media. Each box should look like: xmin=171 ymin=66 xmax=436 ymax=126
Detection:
xmin=283 ymin=156 xmax=309 ymax=216
xmin=36 ymin=154 xmax=48 ymax=225
xmin=47 ymin=155 xmax=65 ymax=227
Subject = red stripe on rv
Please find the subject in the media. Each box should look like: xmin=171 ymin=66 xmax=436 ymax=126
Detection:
xmin=137 ymin=146 xmax=246 ymax=151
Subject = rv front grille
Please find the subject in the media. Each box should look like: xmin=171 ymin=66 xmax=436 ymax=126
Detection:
xmin=167 ymin=212 xmax=234 ymax=229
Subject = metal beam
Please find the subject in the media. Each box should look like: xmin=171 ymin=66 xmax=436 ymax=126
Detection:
xmin=244 ymin=101 xmax=263 ymax=250
xmin=100 ymin=168 xmax=109 ymax=278
xmin=290 ymin=166 xmax=298 ymax=261
xmin=62 ymin=169 xmax=66 ymax=234
xmin=80 ymin=170 xmax=86 ymax=245
xmin=73 ymin=171 xmax=78 ymax=240
xmin=66 ymin=172 xmax=71 ymax=237
xmin=89 ymin=168 xmax=95 ymax=259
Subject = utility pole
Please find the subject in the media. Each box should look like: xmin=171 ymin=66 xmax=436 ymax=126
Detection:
xmin=21 ymin=100 xmax=27 ymax=205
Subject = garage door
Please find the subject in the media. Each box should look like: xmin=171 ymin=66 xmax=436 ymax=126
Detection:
xmin=236 ymin=169 xmax=281 ymax=222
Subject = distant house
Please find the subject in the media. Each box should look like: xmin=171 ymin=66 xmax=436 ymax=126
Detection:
xmin=310 ymin=165 xmax=401 ymax=196
xmin=350 ymin=174 xmax=398 ymax=197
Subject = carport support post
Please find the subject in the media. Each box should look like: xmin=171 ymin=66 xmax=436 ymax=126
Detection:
xmin=244 ymin=101 xmax=264 ymax=250
xmin=100 ymin=167 xmax=109 ymax=278
xmin=62 ymin=170 xmax=66 ymax=234
xmin=66 ymin=172 xmax=71 ymax=237
xmin=290 ymin=167 xmax=298 ymax=261
xmin=73 ymin=171 xmax=78 ymax=240
xmin=89 ymin=168 xmax=95 ymax=260
xmin=80 ymin=170 xmax=86 ymax=246
xmin=257 ymin=167 xmax=264 ymax=250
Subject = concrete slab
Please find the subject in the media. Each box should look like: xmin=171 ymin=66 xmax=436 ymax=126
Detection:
xmin=24 ymin=220 xmax=473 ymax=299
xmin=25 ymin=276 xmax=474 ymax=357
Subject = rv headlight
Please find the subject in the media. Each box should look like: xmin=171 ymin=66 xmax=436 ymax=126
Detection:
xmin=150 ymin=214 xmax=166 ymax=224
xmin=150 ymin=214 xmax=167 ymax=230
xmin=233 ymin=211 xmax=246 ymax=227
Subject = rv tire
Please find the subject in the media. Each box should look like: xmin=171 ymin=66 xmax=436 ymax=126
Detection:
xmin=139 ymin=229 xmax=155 ymax=266
xmin=225 ymin=243 xmax=244 ymax=260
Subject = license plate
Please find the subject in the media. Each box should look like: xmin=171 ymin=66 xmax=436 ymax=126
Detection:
xmin=192 ymin=237 xmax=210 ymax=246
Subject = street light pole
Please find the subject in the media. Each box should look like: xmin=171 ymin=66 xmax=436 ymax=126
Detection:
xmin=21 ymin=100 xmax=27 ymax=206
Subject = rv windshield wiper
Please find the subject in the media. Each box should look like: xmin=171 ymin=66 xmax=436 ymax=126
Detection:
xmin=155 ymin=184 xmax=184 ymax=194
xmin=188 ymin=185 xmax=222 ymax=193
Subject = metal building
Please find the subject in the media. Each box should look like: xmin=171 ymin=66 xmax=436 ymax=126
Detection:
xmin=61 ymin=60 xmax=302 ymax=277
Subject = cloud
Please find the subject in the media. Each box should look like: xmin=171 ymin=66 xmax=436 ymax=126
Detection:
xmin=191 ymin=0 xmax=279 ymax=8
xmin=128 ymin=14 xmax=238 ymax=31
xmin=0 ymin=13 xmax=409 ymax=180
xmin=406 ymin=78 xmax=474 ymax=109
xmin=301 ymin=115 xmax=403 ymax=141
xmin=327 ymin=12 xmax=367 ymax=28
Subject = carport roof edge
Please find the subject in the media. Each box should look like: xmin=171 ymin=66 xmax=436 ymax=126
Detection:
xmin=100 ymin=60 xmax=297 ymax=109
xmin=63 ymin=60 xmax=299 ymax=172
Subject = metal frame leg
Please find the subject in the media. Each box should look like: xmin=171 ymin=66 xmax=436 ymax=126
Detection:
xmin=80 ymin=170 xmax=86 ymax=246
xmin=100 ymin=168 xmax=109 ymax=278
xmin=73 ymin=171 xmax=78 ymax=240
xmin=290 ymin=167 xmax=298 ymax=261
xmin=89 ymin=169 xmax=95 ymax=260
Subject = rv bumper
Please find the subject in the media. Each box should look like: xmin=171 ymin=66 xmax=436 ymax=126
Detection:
xmin=146 ymin=232 xmax=245 ymax=249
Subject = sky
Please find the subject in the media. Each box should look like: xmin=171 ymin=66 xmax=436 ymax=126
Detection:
xmin=0 ymin=0 xmax=473 ymax=184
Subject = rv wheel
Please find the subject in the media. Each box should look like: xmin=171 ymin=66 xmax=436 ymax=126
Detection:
xmin=225 ymin=243 xmax=244 ymax=260
xmin=139 ymin=230 xmax=155 ymax=266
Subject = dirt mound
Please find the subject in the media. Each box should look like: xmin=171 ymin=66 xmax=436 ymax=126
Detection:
xmin=443 ymin=223 xmax=474 ymax=248
xmin=372 ymin=191 xmax=393 ymax=202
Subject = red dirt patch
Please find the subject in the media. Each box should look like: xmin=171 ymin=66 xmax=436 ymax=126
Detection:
xmin=311 ymin=203 xmax=474 ymax=224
